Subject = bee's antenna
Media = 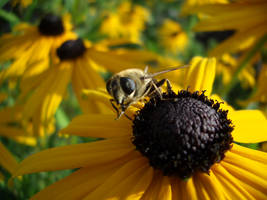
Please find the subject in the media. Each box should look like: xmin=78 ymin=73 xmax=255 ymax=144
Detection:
xmin=144 ymin=64 xmax=189 ymax=79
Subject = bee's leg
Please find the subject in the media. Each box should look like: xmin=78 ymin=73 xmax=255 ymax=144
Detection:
xmin=119 ymin=104 xmax=133 ymax=121
xmin=123 ymin=113 xmax=133 ymax=121
xmin=151 ymin=79 xmax=166 ymax=99
xmin=144 ymin=65 xmax=149 ymax=73
xmin=165 ymin=79 xmax=175 ymax=95
xmin=110 ymin=99 xmax=120 ymax=119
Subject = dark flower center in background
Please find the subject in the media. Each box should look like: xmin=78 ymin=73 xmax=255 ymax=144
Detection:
xmin=132 ymin=90 xmax=233 ymax=179
xmin=38 ymin=14 xmax=64 ymax=36
xmin=57 ymin=39 xmax=86 ymax=60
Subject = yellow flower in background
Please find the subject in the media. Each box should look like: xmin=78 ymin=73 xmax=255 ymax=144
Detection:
xmin=13 ymin=57 xmax=267 ymax=199
xmin=12 ymin=0 xmax=32 ymax=7
xmin=249 ymin=64 xmax=267 ymax=103
xmin=217 ymin=54 xmax=255 ymax=88
xmin=0 ymin=104 xmax=56 ymax=143
xmin=0 ymin=142 xmax=18 ymax=179
xmin=100 ymin=13 xmax=123 ymax=39
xmin=158 ymin=19 xmax=188 ymax=54
xmin=100 ymin=1 xmax=150 ymax=43
xmin=186 ymin=0 xmax=267 ymax=56
xmin=0 ymin=14 xmax=76 ymax=84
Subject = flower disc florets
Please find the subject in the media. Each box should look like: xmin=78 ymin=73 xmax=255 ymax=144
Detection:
xmin=38 ymin=14 xmax=64 ymax=36
xmin=132 ymin=90 xmax=233 ymax=179
xmin=57 ymin=38 xmax=86 ymax=60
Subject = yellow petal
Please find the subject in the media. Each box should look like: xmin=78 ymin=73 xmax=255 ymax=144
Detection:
xmin=22 ymin=67 xmax=59 ymax=120
xmin=71 ymin=57 xmax=107 ymax=113
xmin=209 ymin=26 xmax=266 ymax=56
xmin=61 ymin=114 xmax=131 ymax=138
xmin=81 ymin=89 xmax=114 ymax=114
xmin=0 ymin=143 xmax=18 ymax=175
xmin=31 ymin=153 xmax=137 ymax=200
xmin=88 ymin=48 xmax=144 ymax=73
xmin=229 ymin=110 xmax=267 ymax=143
xmin=185 ymin=57 xmax=216 ymax=96
xmin=212 ymin=164 xmax=254 ymax=199
xmin=41 ymin=63 xmax=72 ymax=124
xmin=194 ymin=172 xmax=227 ymax=200
xmin=224 ymin=145 xmax=267 ymax=184
xmin=13 ymin=136 xmax=134 ymax=177
xmin=0 ymin=125 xmax=36 ymax=146
xmin=180 ymin=177 xmax=197 ymax=200
xmin=140 ymin=171 xmax=172 ymax=200
xmin=83 ymin=157 xmax=152 ymax=200
xmin=230 ymin=143 xmax=267 ymax=164
xmin=170 ymin=178 xmax=182 ymax=200
xmin=210 ymin=94 xmax=234 ymax=112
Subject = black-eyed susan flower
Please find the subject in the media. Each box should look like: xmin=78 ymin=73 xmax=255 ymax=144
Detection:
xmin=0 ymin=142 xmax=18 ymax=178
xmin=185 ymin=0 xmax=267 ymax=56
xmin=15 ymin=37 xmax=159 ymax=135
xmin=158 ymin=19 xmax=188 ymax=54
xmin=13 ymin=57 xmax=267 ymax=199
xmin=100 ymin=1 xmax=150 ymax=43
xmin=0 ymin=14 xmax=76 ymax=83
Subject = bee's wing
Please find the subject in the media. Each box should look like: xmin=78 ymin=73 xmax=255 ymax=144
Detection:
xmin=144 ymin=64 xmax=189 ymax=79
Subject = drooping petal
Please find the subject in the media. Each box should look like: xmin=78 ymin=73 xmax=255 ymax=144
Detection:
xmin=60 ymin=114 xmax=131 ymax=138
xmin=13 ymin=136 xmax=134 ymax=177
xmin=184 ymin=57 xmax=216 ymax=96
xmin=0 ymin=143 xmax=18 ymax=175
xmin=22 ymin=67 xmax=60 ymax=120
xmin=83 ymin=157 xmax=153 ymax=200
xmin=0 ymin=125 xmax=36 ymax=146
xmin=72 ymin=57 xmax=107 ymax=114
xmin=88 ymin=48 xmax=148 ymax=73
xmin=229 ymin=110 xmax=267 ymax=143
xmin=41 ymin=62 xmax=72 ymax=125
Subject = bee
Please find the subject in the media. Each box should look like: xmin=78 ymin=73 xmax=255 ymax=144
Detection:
xmin=106 ymin=65 xmax=188 ymax=119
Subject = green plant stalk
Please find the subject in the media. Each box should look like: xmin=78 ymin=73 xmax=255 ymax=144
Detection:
xmin=222 ymin=34 xmax=267 ymax=98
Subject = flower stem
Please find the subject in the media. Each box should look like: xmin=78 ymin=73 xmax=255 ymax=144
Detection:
xmin=222 ymin=34 xmax=267 ymax=98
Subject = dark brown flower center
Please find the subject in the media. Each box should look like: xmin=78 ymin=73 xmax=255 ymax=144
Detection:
xmin=132 ymin=90 xmax=233 ymax=179
xmin=56 ymin=39 xmax=86 ymax=60
xmin=38 ymin=14 xmax=64 ymax=36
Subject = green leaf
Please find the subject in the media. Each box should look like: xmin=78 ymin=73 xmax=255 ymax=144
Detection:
xmin=0 ymin=0 xmax=9 ymax=8
xmin=0 ymin=9 xmax=20 ymax=25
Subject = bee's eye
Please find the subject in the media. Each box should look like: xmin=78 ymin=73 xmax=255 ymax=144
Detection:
xmin=106 ymin=79 xmax=118 ymax=95
xmin=120 ymin=77 xmax=136 ymax=95
xmin=106 ymin=79 xmax=112 ymax=94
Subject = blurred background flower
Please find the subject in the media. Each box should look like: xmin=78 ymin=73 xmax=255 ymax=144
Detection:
xmin=158 ymin=19 xmax=188 ymax=54
xmin=100 ymin=1 xmax=150 ymax=43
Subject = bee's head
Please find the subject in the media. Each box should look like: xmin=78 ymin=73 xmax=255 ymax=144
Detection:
xmin=106 ymin=76 xmax=136 ymax=105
